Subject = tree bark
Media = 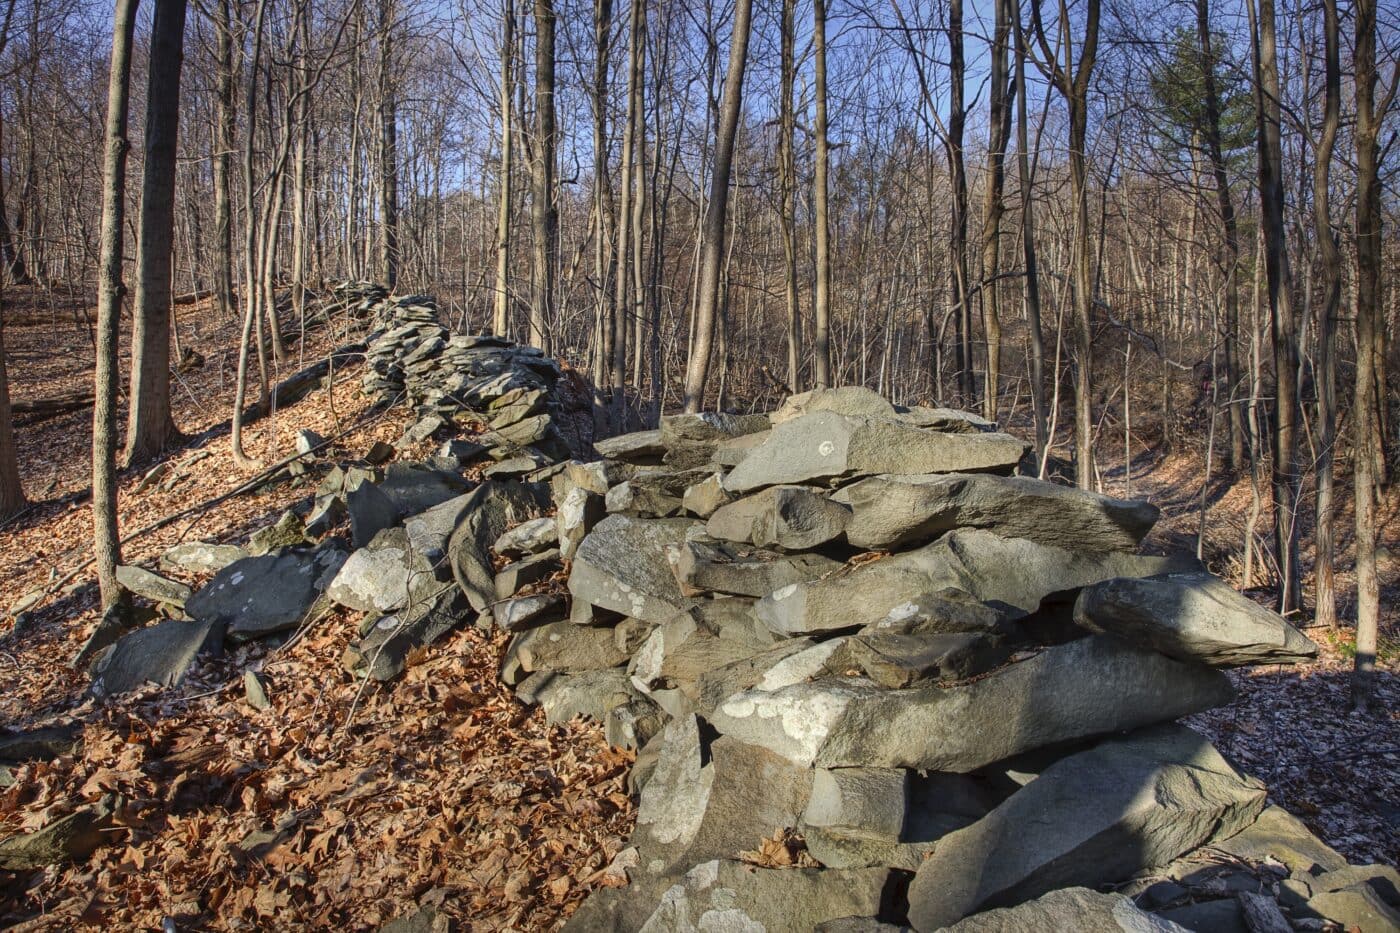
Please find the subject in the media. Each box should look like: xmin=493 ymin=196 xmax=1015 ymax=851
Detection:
xmin=812 ymin=0 xmax=832 ymax=389
xmin=1246 ymin=0 xmax=1301 ymax=613
xmin=124 ymin=0 xmax=188 ymax=466
xmin=1015 ymin=10 xmax=1047 ymax=464
xmin=212 ymin=0 xmax=236 ymax=322
xmin=1311 ymin=0 xmax=1341 ymax=630
xmin=93 ymin=0 xmax=140 ymax=609
xmin=0 ymin=304 xmax=24 ymax=518
xmin=778 ymin=0 xmax=800 ymax=393
xmin=949 ymin=0 xmax=972 ymax=405
xmin=1351 ymin=0 xmax=1389 ymax=710
xmin=1194 ymin=0 xmax=1244 ymax=473
xmin=980 ymin=0 xmax=1013 ymax=422
xmin=682 ymin=0 xmax=754 ymax=411
xmin=492 ymin=0 xmax=515 ymax=336
xmin=529 ymin=0 xmax=557 ymax=353
xmin=377 ymin=0 xmax=399 ymax=289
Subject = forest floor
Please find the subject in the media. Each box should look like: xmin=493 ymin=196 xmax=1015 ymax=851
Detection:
xmin=0 ymin=286 xmax=1396 ymax=929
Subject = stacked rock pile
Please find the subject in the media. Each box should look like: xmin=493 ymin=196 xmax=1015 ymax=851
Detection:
xmin=477 ymin=386 xmax=1394 ymax=932
xmin=360 ymin=294 xmax=570 ymax=460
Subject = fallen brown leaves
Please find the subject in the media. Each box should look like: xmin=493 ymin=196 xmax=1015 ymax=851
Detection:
xmin=0 ymin=621 xmax=636 ymax=930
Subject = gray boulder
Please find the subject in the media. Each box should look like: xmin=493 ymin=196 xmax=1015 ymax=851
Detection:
xmin=187 ymin=547 xmax=344 ymax=641
xmin=493 ymin=516 xmax=558 ymax=556
xmin=377 ymin=462 xmax=470 ymax=516
xmin=503 ymin=620 xmax=629 ymax=678
xmin=343 ymin=585 xmax=469 ymax=680
xmin=773 ymin=386 xmax=898 ymax=424
xmin=568 ymin=515 xmax=701 ymax=622
xmin=327 ymin=527 xmax=444 ymax=614
xmin=594 ymin=429 xmax=667 ymax=464
xmin=679 ymin=472 xmax=730 ymax=518
xmin=556 ymin=486 xmax=606 ymax=560
xmin=675 ymin=538 xmax=842 ymax=599
xmin=724 ymin=412 xmax=1028 ymax=494
xmin=709 ymin=636 xmax=1234 ymax=770
xmin=496 ymin=593 xmax=566 ymax=631
xmin=0 ymin=796 xmax=116 ymax=870
xmin=1073 ymin=572 xmax=1318 ymax=667
xmin=114 ymin=565 xmax=192 ymax=608
xmin=629 ymin=609 xmax=781 ymax=700
xmin=896 ymin=406 xmax=996 ymax=433
xmin=942 ymin=888 xmax=1190 ymax=932
xmin=756 ymin=528 xmax=1195 ymax=637
xmin=448 ymin=481 xmax=551 ymax=612
xmin=1213 ymin=805 xmax=1347 ymax=876
xmin=90 ymin=619 xmax=222 ymax=697
xmin=494 ymin=549 xmax=562 ymax=600
xmin=515 ymin=668 xmax=641 ymax=724
xmin=835 ymin=473 xmax=1158 ymax=552
xmin=347 ymin=480 xmax=399 ymax=549
xmin=637 ymin=860 xmax=894 ymax=933
xmin=159 ymin=542 xmax=247 ymax=574
xmin=632 ymin=716 xmax=813 ymax=875
xmin=707 ymin=485 xmax=852 ymax=551
xmin=692 ymin=638 xmax=821 ymax=716
xmin=659 ymin=412 xmax=771 ymax=468
xmin=823 ymin=630 xmax=1012 ymax=688
xmin=906 ymin=725 xmax=1267 ymax=931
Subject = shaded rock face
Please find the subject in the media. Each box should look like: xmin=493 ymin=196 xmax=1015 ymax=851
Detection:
xmin=568 ymin=515 xmax=701 ymax=623
xmin=186 ymin=548 xmax=344 ymax=642
xmin=941 ymin=888 xmax=1191 ymax=933
xmin=90 ymin=619 xmax=223 ymax=697
xmin=706 ymin=485 xmax=852 ymax=551
xmin=906 ymin=725 xmax=1268 ymax=930
xmin=1073 ymin=572 xmax=1317 ymax=667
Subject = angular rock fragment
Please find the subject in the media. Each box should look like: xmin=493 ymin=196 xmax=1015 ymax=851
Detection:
xmin=906 ymin=725 xmax=1267 ymax=930
xmin=90 ymin=618 xmax=222 ymax=697
xmin=725 ymin=412 xmax=1028 ymax=493
xmin=835 ymin=473 xmax=1158 ymax=552
xmin=159 ymin=541 xmax=247 ymax=574
xmin=824 ymin=630 xmax=1012 ymax=688
xmin=637 ymin=860 xmax=894 ymax=932
xmin=504 ymin=620 xmax=629 ymax=678
xmin=114 ymin=565 xmax=192 ymax=608
xmin=1073 ymin=572 xmax=1317 ymax=667
xmin=344 ymin=586 xmax=470 ymax=680
xmin=568 ymin=515 xmax=700 ymax=622
xmin=675 ymin=538 xmax=841 ymax=598
xmin=515 ymin=668 xmax=641 ymax=724
xmin=447 ymin=481 xmax=551 ymax=612
xmin=681 ymin=472 xmax=733 ymax=518
xmin=556 ymin=486 xmax=606 ymax=560
xmin=347 ymin=480 xmax=399 ymax=549
xmin=496 ymin=592 xmax=566 ymax=631
xmin=327 ymin=527 xmax=444 ymax=613
xmin=632 ymin=716 xmax=812 ymax=874
xmin=709 ymin=637 xmax=1234 ymax=770
xmin=493 ymin=549 xmax=562 ymax=600
xmin=493 ymin=516 xmax=558 ymax=557
xmin=0 ymin=796 xmax=116 ymax=870
xmin=756 ymin=529 xmax=1194 ymax=637
xmin=941 ymin=887 xmax=1190 ymax=932
xmin=773 ymin=386 xmax=897 ymax=424
xmin=707 ymin=485 xmax=852 ymax=551
xmin=187 ymin=547 xmax=344 ymax=641
xmin=594 ymin=429 xmax=666 ymax=464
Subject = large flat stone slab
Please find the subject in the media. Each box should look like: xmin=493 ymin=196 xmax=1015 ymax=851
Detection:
xmin=675 ymin=538 xmax=841 ymax=598
xmin=834 ymin=473 xmax=1158 ymax=552
xmin=756 ymin=529 xmax=1195 ymax=636
xmin=941 ymin=887 xmax=1190 ymax=932
xmin=186 ymin=547 xmax=344 ymax=641
xmin=567 ymin=515 xmax=701 ymax=622
xmin=343 ymin=585 xmax=469 ymax=680
xmin=709 ymin=636 xmax=1234 ymax=770
xmin=707 ymin=485 xmax=852 ymax=551
xmin=90 ymin=619 xmax=222 ymax=697
xmin=724 ymin=412 xmax=1028 ymax=493
xmin=906 ymin=725 xmax=1267 ymax=930
xmin=1073 ymin=572 xmax=1317 ymax=667
xmin=447 ymin=481 xmax=551 ymax=613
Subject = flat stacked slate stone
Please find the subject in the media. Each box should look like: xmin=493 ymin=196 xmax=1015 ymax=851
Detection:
xmin=500 ymin=386 xmax=1353 ymax=933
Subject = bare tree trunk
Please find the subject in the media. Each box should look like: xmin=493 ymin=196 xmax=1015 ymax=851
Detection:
xmin=377 ymin=0 xmax=399 ymax=289
xmin=611 ymin=0 xmax=643 ymax=426
xmin=812 ymin=0 xmax=832 ymax=389
xmin=1194 ymin=0 xmax=1244 ymax=472
xmin=1015 ymin=11 xmax=1047 ymax=462
xmin=1351 ymin=0 xmax=1390 ymax=710
xmin=980 ymin=0 xmax=1012 ymax=421
xmin=591 ymin=0 xmax=613 ymax=401
xmin=778 ymin=0 xmax=800 ymax=393
xmin=949 ymin=0 xmax=972 ymax=405
xmin=212 ymin=0 xmax=236 ymax=321
xmin=1311 ymin=0 xmax=1341 ymax=630
xmin=231 ymin=0 xmax=271 ymax=466
xmin=93 ymin=0 xmax=140 ymax=609
xmin=124 ymin=0 xmax=187 ymax=466
xmin=682 ymin=0 xmax=754 ymax=411
xmin=529 ymin=0 xmax=557 ymax=352
xmin=492 ymin=0 xmax=515 ymax=336
xmin=1246 ymin=0 xmax=1302 ymax=613
xmin=0 ymin=304 xmax=23 ymax=518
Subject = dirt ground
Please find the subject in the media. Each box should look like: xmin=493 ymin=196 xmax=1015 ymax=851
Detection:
xmin=0 ymin=286 xmax=1395 ymax=929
